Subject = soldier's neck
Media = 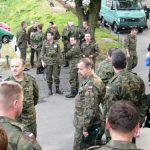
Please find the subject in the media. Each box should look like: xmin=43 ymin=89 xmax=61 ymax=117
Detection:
xmin=13 ymin=73 xmax=24 ymax=82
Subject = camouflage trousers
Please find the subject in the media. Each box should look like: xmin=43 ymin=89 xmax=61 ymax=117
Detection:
xmin=69 ymin=59 xmax=79 ymax=89
xmin=19 ymin=48 xmax=26 ymax=62
xmin=46 ymin=64 xmax=60 ymax=86
xmin=127 ymin=53 xmax=138 ymax=70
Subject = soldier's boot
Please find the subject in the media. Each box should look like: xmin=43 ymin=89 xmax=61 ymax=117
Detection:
xmin=65 ymin=88 xmax=77 ymax=98
xmin=36 ymin=68 xmax=41 ymax=74
xmin=63 ymin=61 xmax=69 ymax=67
xmin=48 ymin=84 xmax=53 ymax=95
xmin=56 ymin=86 xmax=63 ymax=95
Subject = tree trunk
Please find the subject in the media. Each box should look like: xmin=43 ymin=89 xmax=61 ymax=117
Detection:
xmin=75 ymin=0 xmax=101 ymax=39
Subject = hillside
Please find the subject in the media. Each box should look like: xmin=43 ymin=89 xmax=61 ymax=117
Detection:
xmin=0 ymin=0 xmax=119 ymax=53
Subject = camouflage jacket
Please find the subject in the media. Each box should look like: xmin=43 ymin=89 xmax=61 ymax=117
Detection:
xmin=41 ymin=40 xmax=62 ymax=65
xmin=30 ymin=31 xmax=45 ymax=49
xmin=62 ymin=28 xmax=69 ymax=43
xmin=5 ymin=74 xmax=39 ymax=126
xmin=74 ymin=73 xmax=105 ymax=131
xmin=27 ymin=26 xmax=38 ymax=44
xmin=52 ymin=30 xmax=60 ymax=41
xmin=81 ymin=41 xmax=99 ymax=58
xmin=103 ymin=69 xmax=148 ymax=124
xmin=96 ymin=59 xmax=114 ymax=85
xmin=65 ymin=43 xmax=81 ymax=61
xmin=0 ymin=116 xmax=42 ymax=150
xmin=124 ymin=34 xmax=137 ymax=52
xmin=95 ymin=140 xmax=138 ymax=150
xmin=16 ymin=27 xmax=28 ymax=48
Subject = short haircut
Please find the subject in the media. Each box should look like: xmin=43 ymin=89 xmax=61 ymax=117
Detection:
xmin=79 ymin=58 xmax=94 ymax=69
xmin=107 ymin=48 xmax=118 ymax=57
xmin=21 ymin=21 xmax=26 ymax=27
xmin=70 ymin=36 xmax=77 ymax=40
xmin=38 ymin=24 xmax=43 ymax=30
xmin=0 ymin=81 xmax=23 ymax=110
xmin=108 ymin=101 xmax=139 ymax=133
xmin=0 ymin=125 xmax=8 ymax=150
xmin=49 ymin=21 xmax=54 ymax=25
xmin=47 ymin=32 xmax=54 ymax=36
xmin=10 ymin=58 xmax=25 ymax=65
xmin=112 ymin=50 xmax=127 ymax=69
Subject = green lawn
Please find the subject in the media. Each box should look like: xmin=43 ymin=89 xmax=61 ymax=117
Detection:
xmin=0 ymin=0 xmax=119 ymax=56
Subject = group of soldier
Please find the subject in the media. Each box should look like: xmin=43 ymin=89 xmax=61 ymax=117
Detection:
xmin=0 ymin=18 xmax=148 ymax=150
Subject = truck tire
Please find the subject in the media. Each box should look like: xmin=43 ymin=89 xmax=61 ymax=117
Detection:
xmin=2 ymin=35 xmax=10 ymax=43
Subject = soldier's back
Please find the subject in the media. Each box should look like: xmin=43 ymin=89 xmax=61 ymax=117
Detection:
xmin=0 ymin=116 xmax=41 ymax=150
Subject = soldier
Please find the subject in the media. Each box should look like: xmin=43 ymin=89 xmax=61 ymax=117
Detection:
xmin=16 ymin=21 xmax=28 ymax=62
xmin=65 ymin=36 xmax=81 ymax=98
xmin=0 ymin=81 xmax=42 ymax=150
xmin=81 ymin=33 xmax=99 ymax=66
xmin=104 ymin=50 xmax=147 ymax=126
xmin=93 ymin=101 xmax=140 ymax=150
xmin=82 ymin=21 xmax=93 ymax=36
xmin=45 ymin=21 xmax=54 ymax=36
xmin=51 ymin=25 xmax=60 ymax=42
xmin=62 ymin=24 xmax=69 ymax=67
xmin=124 ymin=28 xmax=138 ymax=70
xmin=96 ymin=48 xmax=117 ymax=85
xmin=28 ymin=20 xmax=38 ymax=68
xmin=73 ymin=58 xmax=105 ymax=150
xmin=30 ymin=24 xmax=45 ymax=74
xmin=41 ymin=32 xmax=63 ymax=95
xmin=5 ymin=58 xmax=39 ymax=137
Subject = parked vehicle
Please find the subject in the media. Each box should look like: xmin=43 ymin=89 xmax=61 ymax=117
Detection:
xmin=0 ymin=27 xmax=13 ymax=43
xmin=99 ymin=0 xmax=146 ymax=33
xmin=0 ymin=22 xmax=11 ymax=31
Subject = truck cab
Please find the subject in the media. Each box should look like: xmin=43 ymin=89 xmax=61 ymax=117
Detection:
xmin=99 ymin=0 xmax=146 ymax=33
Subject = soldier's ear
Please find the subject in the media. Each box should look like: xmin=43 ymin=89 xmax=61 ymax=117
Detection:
xmin=106 ymin=118 xmax=110 ymax=129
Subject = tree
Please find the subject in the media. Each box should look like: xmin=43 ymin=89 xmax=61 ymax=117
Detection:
xmin=65 ymin=0 xmax=101 ymax=39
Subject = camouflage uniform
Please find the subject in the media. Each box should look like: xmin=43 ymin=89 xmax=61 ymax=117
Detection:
xmin=94 ymin=140 xmax=138 ymax=150
xmin=5 ymin=74 xmax=39 ymax=136
xmin=96 ymin=59 xmax=114 ymax=85
xmin=81 ymin=41 xmax=99 ymax=65
xmin=31 ymin=30 xmax=45 ymax=73
xmin=124 ymin=34 xmax=137 ymax=70
xmin=41 ymin=40 xmax=62 ymax=87
xmin=104 ymin=69 xmax=148 ymax=124
xmin=0 ymin=116 xmax=42 ymax=150
xmin=52 ymin=30 xmax=60 ymax=41
xmin=16 ymin=27 xmax=28 ymax=61
xmin=62 ymin=27 xmax=69 ymax=66
xmin=65 ymin=43 xmax=81 ymax=92
xmin=73 ymin=73 xmax=105 ymax=150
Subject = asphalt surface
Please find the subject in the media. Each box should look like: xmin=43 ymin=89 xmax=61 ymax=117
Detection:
xmin=1 ymin=26 xmax=150 ymax=150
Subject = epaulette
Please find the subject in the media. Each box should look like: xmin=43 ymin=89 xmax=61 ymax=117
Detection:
xmin=109 ymin=74 xmax=119 ymax=84
xmin=10 ymin=121 xmax=26 ymax=132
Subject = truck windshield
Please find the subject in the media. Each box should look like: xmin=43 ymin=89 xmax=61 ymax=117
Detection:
xmin=116 ymin=0 xmax=142 ymax=10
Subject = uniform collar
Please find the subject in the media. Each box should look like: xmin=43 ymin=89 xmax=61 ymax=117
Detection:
xmin=107 ymin=140 xmax=137 ymax=149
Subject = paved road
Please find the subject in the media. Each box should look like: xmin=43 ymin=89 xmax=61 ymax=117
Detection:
xmin=1 ymin=27 xmax=150 ymax=150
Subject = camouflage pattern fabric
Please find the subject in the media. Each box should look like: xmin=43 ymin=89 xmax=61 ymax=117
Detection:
xmin=41 ymin=40 xmax=62 ymax=85
xmin=16 ymin=27 xmax=28 ymax=61
xmin=81 ymin=41 xmax=99 ymax=64
xmin=96 ymin=59 xmax=114 ymax=85
xmin=73 ymin=73 xmax=106 ymax=150
xmin=5 ymin=74 xmax=39 ymax=136
xmin=94 ymin=140 xmax=138 ymax=150
xmin=103 ymin=69 xmax=148 ymax=124
xmin=124 ymin=34 xmax=137 ymax=70
xmin=0 ymin=116 xmax=42 ymax=150
xmin=65 ymin=43 xmax=81 ymax=89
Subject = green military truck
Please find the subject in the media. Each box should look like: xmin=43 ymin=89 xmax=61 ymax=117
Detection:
xmin=99 ymin=0 xmax=147 ymax=33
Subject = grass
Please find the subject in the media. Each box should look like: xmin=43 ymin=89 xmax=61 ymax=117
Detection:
xmin=0 ymin=0 xmax=119 ymax=61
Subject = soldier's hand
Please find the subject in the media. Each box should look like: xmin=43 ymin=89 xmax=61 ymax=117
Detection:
xmin=83 ymin=131 xmax=89 ymax=137
xmin=83 ymin=55 xmax=85 ymax=57
xmin=127 ymin=53 xmax=130 ymax=58
xmin=89 ymin=55 xmax=93 ymax=58
xmin=41 ymin=60 xmax=46 ymax=68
